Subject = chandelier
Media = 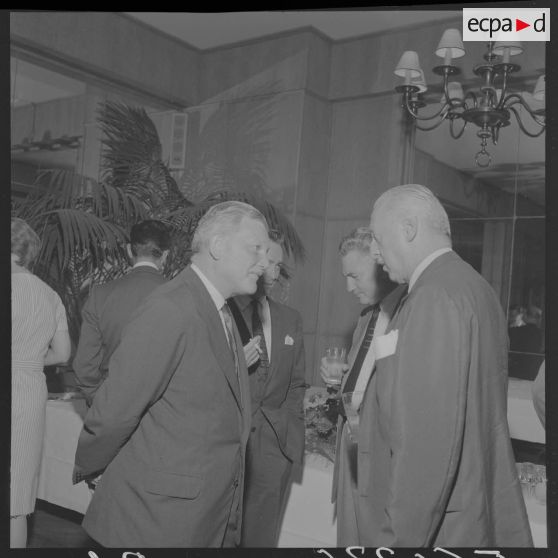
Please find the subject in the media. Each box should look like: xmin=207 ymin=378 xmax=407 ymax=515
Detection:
xmin=394 ymin=29 xmax=545 ymax=167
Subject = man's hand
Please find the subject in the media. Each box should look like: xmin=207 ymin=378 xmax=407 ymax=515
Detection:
xmin=243 ymin=336 xmax=262 ymax=367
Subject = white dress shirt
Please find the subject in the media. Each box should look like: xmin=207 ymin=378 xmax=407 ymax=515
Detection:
xmin=132 ymin=261 xmax=160 ymax=270
xmin=255 ymin=295 xmax=272 ymax=359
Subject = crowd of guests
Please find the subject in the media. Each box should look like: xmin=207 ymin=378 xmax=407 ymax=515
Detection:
xmin=11 ymin=184 xmax=543 ymax=548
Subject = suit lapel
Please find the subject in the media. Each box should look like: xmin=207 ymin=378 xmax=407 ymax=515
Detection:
xmin=179 ymin=267 xmax=244 ymax=411
xmin=266 ymin=299 xmax=283 ymax=388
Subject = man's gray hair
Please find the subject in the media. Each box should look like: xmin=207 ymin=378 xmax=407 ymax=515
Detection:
xmin=191 ymin=201 xmax=268 ymax=253
xmin=338 ymin=227 xmax=374 ymax=256
xmin=373 ymin=184 xmax=451 ymax=238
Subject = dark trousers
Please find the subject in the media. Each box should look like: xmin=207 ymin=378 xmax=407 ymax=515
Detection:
xmin=240 ymin=412 xmax=293 ymax=547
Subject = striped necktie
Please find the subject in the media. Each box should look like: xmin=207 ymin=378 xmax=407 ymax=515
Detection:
xmin=342 ymin=304 xmax=380 ymax=394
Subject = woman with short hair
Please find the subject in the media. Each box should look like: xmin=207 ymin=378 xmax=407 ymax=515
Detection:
xmin=11 ymin=218 xmax=71 ymax=547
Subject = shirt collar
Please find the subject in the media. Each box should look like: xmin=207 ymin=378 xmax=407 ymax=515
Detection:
xmin=190 ymin=263 xmax=226 ymax=312
xmin=408 ymin=247 xmax=452 ymax=292
xmin=235 ymin=293 xmax=266 ymax=312
xmin=132 ymin=261 xmax=159 ymax=271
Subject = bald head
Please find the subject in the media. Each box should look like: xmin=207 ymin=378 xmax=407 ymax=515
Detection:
xmin=370 ymin=184 xmax=452 ymax=283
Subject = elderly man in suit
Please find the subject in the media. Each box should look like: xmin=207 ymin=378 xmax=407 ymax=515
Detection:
xmin=73 ymin=219 xmax=171 ymax=406
xmin=319 ymin=227 xmax=404 ymax=546
xmin=362 ymin=183 xmax=533 ymax=547
xmin=73 ymin=201 xmax=269 ymax=547
xmin=227 ymin=231 xmax=306 ymax=547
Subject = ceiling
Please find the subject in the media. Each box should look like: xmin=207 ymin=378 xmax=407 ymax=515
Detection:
xmin=125 ymin=10 xmax=457 ymax=50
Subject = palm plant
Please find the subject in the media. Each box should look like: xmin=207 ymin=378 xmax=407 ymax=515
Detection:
xmin=12 ymin=100 xmax=305 ymax=348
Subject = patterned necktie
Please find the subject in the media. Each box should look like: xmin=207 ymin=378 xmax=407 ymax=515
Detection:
xmin=221 ymin=303 xmax=241 ymax=389
xmin=251 ymin=298 xmax=270 ymax=376
xmin=343 ymin=304 xmax=381 ymax=394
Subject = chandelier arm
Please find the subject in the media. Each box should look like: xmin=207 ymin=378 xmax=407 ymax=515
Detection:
xmin=508 ymin=106 xmax=546 ymax=137
xmin=496 ymin=71 xmax=510 ymax=109
xmin=449 ymin=117 xmax=467 ymax=139
xmin=503 ymin=93 xmax=545 ymax=119
xmin=463 ymin=90 xmax=477 ymax=109
xmin=403 ymin=96 xmax=450 ymax=122
xmin=414 ymin=116 xmax=450 ymax=132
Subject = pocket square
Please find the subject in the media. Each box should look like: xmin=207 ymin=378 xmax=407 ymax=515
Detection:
xmin=284 ymin=334 xmax=294 ymax=345
xmin=373 ymin=329 xmax=398 ymax=360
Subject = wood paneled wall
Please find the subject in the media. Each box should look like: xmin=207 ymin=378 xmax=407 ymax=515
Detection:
xmin=11 ymin=13 xmax=543 ymax=385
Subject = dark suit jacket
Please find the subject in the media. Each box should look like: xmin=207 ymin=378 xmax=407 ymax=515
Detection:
xmin=74 ymin=266 xmax=252 ymax=547
xmin=73 ymin=265 xmax=167 ymax=404
xmin=359 ymin=251 xmax=533 ymax=547
xmin=228 ymin=296 xmax=306 ymax=464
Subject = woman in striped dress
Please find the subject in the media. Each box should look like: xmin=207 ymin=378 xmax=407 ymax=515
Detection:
xmin=11 ymin=218 xmax=71 ymax=548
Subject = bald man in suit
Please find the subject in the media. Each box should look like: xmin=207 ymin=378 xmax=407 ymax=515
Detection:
xmin=364 ymin=184 xmax=532 ymax=547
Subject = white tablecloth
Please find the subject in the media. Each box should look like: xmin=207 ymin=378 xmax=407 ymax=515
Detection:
xmin=37 ymin=398 xmax=92 ymax=514
xmin=278 ymin=453 xmax=337 ymax=547
xmin=37 ymin=393 xmax=546 ymax=547
xmin=508 ymin=378 xmax=545 ymax=443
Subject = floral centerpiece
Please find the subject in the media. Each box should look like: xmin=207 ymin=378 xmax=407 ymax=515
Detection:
xmin=304 ymin=387 xmax=341 ymax=462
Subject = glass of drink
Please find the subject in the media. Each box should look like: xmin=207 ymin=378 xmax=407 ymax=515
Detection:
xmin=322 ymin=346 xmax=347 ymax=386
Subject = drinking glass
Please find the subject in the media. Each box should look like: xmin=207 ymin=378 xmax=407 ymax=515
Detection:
xmin=322 ymin=346 xmax=347 ymax=386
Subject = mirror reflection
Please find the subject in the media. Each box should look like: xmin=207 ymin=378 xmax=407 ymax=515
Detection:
xmin=414 ymin=51 xmax=545 ymax=381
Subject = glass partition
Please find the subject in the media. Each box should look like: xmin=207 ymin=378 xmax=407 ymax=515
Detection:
xmin=414 ymin=76 xmax=545 ymax=382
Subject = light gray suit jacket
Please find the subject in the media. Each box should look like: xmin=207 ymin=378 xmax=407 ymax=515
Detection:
xmin=74 ymin=266 xmax=252 ymax=547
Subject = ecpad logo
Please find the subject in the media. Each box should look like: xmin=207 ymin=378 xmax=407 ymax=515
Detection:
xmin=463 ymin=9 xmax=550 ymax=41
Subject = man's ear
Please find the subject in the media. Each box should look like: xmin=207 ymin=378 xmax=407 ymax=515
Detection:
xmin=208 ymin=235 xmax=223 ymax=261
xmin=401 ymin=216 xmax=418 ymax=242
xmin=126 ymin=244 xmax=134 ymax=262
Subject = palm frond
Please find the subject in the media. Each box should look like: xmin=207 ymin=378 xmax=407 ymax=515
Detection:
xmin=37 ymin=209 xmax=128 ymax=271
xmin=97 ymin=101 xmax=184 ymax=203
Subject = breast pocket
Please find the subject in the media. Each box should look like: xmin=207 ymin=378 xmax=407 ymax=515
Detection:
xmin=145 ymin=470 xmax=203 ymax=500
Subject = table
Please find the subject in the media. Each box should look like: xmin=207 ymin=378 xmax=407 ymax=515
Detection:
xmin=37 ymin=397 xmax=91 ymax=514
xmin=277 ymin=452 xmax=547 ymax=548
xmin=37 ymin=392 xmax=547 ymax=547
xmin=278 ymin=454 xmax=336 ymax=547
xmin=507 ymin=378 xmax=545 ymax=443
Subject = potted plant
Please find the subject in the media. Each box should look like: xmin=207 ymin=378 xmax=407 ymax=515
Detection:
xmin=12 ymin=101 xmax=305 ymax=387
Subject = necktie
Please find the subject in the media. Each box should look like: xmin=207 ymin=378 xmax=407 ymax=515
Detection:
xmin=221 ymin=303 xmax=242 ymax=396
xmin=343 ymin=304 xmax=381 ymax=394
xmin=251 ymin=298 xmax=270 ymax=378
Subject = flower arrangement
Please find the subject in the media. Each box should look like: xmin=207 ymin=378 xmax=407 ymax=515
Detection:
xmin=304 ymin=388 xmax=341 ymax=462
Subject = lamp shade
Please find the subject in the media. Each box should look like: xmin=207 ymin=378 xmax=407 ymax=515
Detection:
xmin=447 ymin=81 xmax=464 ymax=101
xmin=493 ymin=41 xmax=523 ymax=56
xmin=533 ymin=75 xmax=545 ymax=101
xmin=410 ymin=69 xmax=427 ymax=93
xmin=435 ymin=29 xmax=465 ymax=61
xmin=394 ymin=51 xmax=422 ymax=79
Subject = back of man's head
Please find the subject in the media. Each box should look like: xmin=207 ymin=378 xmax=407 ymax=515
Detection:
xmin=373 ymin=184 xmax=451 ymax=240
xmin=130 ymin=220 xmax=172 ymax=260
